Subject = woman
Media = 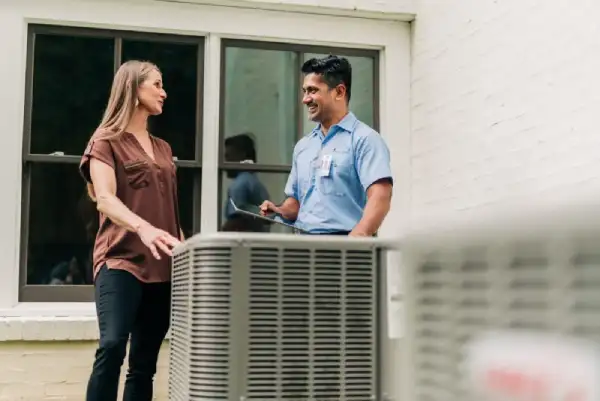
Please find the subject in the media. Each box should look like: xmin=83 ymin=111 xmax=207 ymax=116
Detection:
xmin=79 ymin=60 xmax=182 ymax=401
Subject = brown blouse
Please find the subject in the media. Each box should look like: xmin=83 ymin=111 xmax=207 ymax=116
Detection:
xmin=79 ymin=132 xmax=181 ymax=283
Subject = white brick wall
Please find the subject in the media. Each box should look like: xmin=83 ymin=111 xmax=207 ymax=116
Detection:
xmin=411 ymin=0 xmax=600 ymax=230
xmin=0 ymin=341 xmax=169 ymax=401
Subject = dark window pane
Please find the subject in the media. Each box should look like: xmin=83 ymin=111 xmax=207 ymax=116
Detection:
xmin=302 ymin=53 xmax=375 ymax=134
xmin=222 ymin=47 xmax=297 ymax=166
xmin=26 ymin=163 xmax=95 ymax=285
xmin=176 ymin=167 xmax=199 ymax=239
xmin=30 ymin=34 xmax=115 ymax=155
xmin=219 ymin=170 xmax=294 ymax=233
xmin=122 ymin=40 xmax=199 ymax=161
xmin=25 ymin=163 xmax=199 ymax=285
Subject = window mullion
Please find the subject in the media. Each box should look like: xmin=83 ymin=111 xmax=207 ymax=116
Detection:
xmin=200 ymin=33 xmax=222 ymax=234
xmin=17 ymin=162 xmax=32 ymax=304
xmin=114 ymin=37 xmax=122 ymax=71
xmin=295 ymin=50 xmax=304 ymax=141
xmin=195 ymin=42 xmax=204 ymax=162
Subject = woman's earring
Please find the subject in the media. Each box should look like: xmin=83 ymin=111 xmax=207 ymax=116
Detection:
xmin=135 ymin=99 xmax=139 ymax=107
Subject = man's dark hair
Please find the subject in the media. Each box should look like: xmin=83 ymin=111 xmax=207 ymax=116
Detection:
xmin=224 ymin=133 xmax=257 ymax=162
xmin=301 ymin=55 xmax=352 ymax=103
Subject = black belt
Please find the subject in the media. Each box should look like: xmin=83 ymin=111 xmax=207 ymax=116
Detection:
xmin=301 ymin=231 xmax=350 ymax=236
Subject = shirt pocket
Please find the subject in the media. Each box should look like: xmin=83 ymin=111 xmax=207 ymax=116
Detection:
xmin=123 ymin=160 xmax=151 ymax=189
xmin=295 ymin=155 xmax=315 ymax=199
xmin=318 ymin=148 xmax=353 ymax=196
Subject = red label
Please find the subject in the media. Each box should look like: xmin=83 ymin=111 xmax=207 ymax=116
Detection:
xmin=484 ymin=368 xmax=586 ymax=401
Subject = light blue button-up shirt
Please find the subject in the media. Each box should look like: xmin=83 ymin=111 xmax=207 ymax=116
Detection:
xmin=284 ymin=112 xmax=392 ymax=233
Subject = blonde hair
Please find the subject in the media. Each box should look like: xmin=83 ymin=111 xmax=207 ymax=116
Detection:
xmin=86 ymin=60 xmax=159 ymax=201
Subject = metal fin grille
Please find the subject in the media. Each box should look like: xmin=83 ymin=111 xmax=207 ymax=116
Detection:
xmin=170 ymin=247 xmax=232 ymax=401
xmin=246 ymin=247 xmax=377 ymax=401
xmin=409 ymin=240 xmax=600 ymax=401
xmin=170 ymin=236 xmax=384 ymax=401
xmin=169 ymin=249 xmax=191 ymax=401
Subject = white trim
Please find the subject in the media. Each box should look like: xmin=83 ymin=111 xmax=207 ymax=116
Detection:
xmin=17 ymin=0 xmax=402 ymax=47
xmin=0 ymin=9 xmax=26 ymax=312
xmin=154 ymin=0 xmax=416 ymax=21
xmin=0 ymin=0 xmax=411 ymax=324
xmin=0 ymin=316 xmax=98 ymax=341
xmin=378 ymin=23 xmax=412 ymax=238
xmin=370 ymin=23 xmax=411 ymax=401
xmin=200 ymin=34 xmax=222 ymax=233
xmin=0 ymin=302 xmax=96 ymax=318
xmin=0 ymin=303 xmax=97 ymax=341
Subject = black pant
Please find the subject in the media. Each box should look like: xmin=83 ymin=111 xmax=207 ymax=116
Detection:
xmin=86 ymin=265 xmax=171 ymax=401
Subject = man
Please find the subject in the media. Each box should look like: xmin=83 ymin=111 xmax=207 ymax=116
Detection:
xmin=222 ymin=133 xmax=270 ymax=232
xmin=260 ymin=55 xmax=393 ymax=236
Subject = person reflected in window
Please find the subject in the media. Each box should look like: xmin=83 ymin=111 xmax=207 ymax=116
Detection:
xmin=79 ymin=60 xmax=183 ymax=401
xmin=221 ymin=133 xmax=270 ymax=232
xmin=48 ymin=256 xmax=84 ymax=285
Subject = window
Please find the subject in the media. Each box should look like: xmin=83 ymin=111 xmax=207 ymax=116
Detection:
xmin=218 ymin=40 xmax=379 ymax=232
xmin=20 ymin=25 xmax=204 ymax=302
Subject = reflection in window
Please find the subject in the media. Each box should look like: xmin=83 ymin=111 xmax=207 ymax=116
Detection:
xmin=174 ymin=166 xmax=198 ymax=239
xmin=221 ymin=134 xmax=271 ymax=232
xmin=122 ymin=40 xmax=199 ymax=161
xmin=222 ymin=47 xmax=298 ymax=166
xmin=302 ymin=53 xmax=375 ymax=134
xmin=30 ymin=34 xmax=114 ymax=155
xmin=26 ymin=164 xmax=95 ymax=285
xmin=25 ymin=163 xmax=197 ymax=285
xmin=220 ymin=171 xmax=293 ymax=234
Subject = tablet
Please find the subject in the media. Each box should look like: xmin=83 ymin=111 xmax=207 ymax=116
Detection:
xmin=229 ymin=199 xmax=307 ymax=233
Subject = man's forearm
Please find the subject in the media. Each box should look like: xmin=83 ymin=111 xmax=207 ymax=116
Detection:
xmin=278 ymin=197 xmax=300 ymax=221
xmin=352 ymin=183 xmax=392 ymax=235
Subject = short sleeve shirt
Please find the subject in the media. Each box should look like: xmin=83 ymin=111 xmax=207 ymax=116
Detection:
xmin=283 ymin=112 xmax=393 ymax=233
xmin=79 ymin=132 xmax=181 ymax=283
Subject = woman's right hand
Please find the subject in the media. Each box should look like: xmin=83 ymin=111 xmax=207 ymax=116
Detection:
xmin=136 ymin=223 xmax=181 ymax=260
xmin=259 ymin=200 xmax=281 ymax=216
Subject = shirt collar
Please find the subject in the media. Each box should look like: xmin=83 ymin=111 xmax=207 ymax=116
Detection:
xmin=310 ymin=112 xmax=357 ymax=137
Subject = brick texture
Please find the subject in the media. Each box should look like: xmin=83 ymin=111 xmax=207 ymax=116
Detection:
xmin=411 ymin=0 xmax=600 ymax=230
xmin=0 ymin=341 xmax=169 ymax=401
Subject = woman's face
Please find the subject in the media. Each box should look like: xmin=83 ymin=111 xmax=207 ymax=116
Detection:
xmin=137 ymin=69 xmax=167 ymax=115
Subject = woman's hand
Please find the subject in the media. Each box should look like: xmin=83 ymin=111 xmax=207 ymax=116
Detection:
xmin=136 ymin=223 xmax=181 ymax=260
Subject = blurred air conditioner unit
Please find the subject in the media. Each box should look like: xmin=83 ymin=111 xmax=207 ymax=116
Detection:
xmin=403 ymin=201 xmax=600 ymax=401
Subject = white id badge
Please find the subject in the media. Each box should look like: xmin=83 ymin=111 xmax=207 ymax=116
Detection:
xmin=318 ymin=154 xmax=332 ymax=177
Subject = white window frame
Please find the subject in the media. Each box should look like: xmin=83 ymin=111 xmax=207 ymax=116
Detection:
xmin=0 ymin=0 xmax=410 ymax=326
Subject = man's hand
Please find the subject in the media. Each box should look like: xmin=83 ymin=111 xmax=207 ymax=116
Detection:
xmin=349 ymin=229 xmax=371 ymax=237
xmin=259 ymin=200 xmax=282 ymax=216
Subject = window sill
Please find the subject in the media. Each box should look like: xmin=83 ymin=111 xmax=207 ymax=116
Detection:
xmin=0 ymin=303 xmax=97 ymax=341
xmin=0 ymin=303 xmax=171 ymax=342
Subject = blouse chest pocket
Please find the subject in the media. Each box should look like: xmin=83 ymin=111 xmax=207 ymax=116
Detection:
xmin=123 ymin=160 xmax=151 ymax=189
xmin=317 ymin=148 xmax=354 ymax=196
